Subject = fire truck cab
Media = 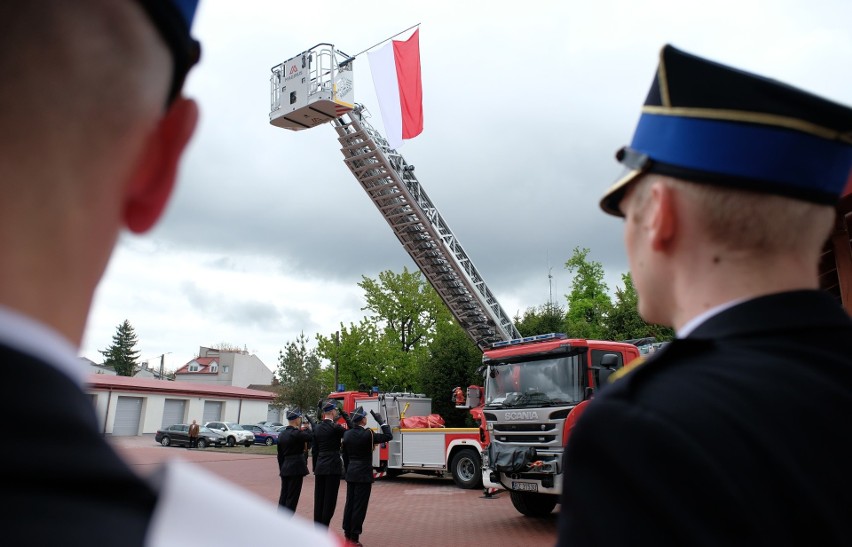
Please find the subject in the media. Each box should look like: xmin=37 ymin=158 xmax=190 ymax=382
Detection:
xmin=478 ymin=334 xmax=641 ymax=516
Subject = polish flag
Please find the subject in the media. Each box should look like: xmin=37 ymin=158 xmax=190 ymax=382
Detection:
xmin=368 ymin=29 xmax=423 ymax=149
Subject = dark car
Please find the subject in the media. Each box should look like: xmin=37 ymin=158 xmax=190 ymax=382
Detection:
xmin=155 ymin=424 xmax=225 ymax=449
xmin=240 ymin=424 xmax=280 ymax=446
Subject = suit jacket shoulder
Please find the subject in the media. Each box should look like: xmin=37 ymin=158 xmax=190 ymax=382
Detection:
xmin=1 ymin=344 xmax=157 ymax=546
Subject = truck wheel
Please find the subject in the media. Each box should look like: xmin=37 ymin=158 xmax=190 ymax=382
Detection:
xmin=509 ymin=491 xmax=558 ymax=517
xmin=450 ymin=448 xmax=482 ymax=489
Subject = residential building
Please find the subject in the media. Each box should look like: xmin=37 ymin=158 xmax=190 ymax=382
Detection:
xmin=174 ymin=346 xmax=273 ymax=388
xmin=81 ymin=356 xmax=117 ymax=376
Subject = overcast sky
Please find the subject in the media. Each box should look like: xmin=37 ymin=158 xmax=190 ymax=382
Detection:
xmin=80 ymin=0 xmax=852 ymax=374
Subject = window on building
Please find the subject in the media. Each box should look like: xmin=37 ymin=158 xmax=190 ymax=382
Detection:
xmin=189 ymin=364 xmax=199 ymax=372
xmin=211 ymin=364 xmax=218 ymax=372
xmin=223 ymin=365 xmax=229 ymax=373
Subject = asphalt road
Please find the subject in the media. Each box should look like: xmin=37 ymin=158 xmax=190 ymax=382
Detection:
xmin=111 ymin=435 xmax=559 ymax=547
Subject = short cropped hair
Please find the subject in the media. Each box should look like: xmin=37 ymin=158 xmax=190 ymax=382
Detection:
xmin=629 ymin=175 xmax=834 ymax=256
xmin=0 ymin=0 xmax=170 ymax=186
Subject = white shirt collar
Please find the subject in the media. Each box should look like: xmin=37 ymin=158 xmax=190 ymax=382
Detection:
xmin=0 ymin=305 xmax=86 ymax=386
xmin=677 ymin=297 xmax=749 ymax=338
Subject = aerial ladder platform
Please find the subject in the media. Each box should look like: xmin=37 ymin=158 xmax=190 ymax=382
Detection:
xmin=269 ymin=44 xmax=520 ymax=350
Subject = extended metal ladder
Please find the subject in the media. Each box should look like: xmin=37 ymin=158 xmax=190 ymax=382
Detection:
xmin=332 ymin=106 xmax=520 ymax=350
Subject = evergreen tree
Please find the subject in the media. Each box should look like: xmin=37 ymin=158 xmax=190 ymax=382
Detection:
xmin=99 ymin=320 xmax=141 ymax=376
xmin=275 ymin=332 xmax=327 ymax=414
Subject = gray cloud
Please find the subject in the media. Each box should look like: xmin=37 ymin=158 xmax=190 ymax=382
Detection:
xmin=83 ymin=0 xmax=852 ymax=365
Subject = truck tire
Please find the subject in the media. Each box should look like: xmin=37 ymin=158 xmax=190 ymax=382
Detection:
xmin=509 ymin=491 xmax=558 ymax=517
xmin=450 ymin=448 xmax=482 ymax=489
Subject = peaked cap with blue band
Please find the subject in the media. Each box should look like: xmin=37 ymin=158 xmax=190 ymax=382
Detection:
xmin=135 ymin=0 xmax=201 ymax=105
xmin=600 ymin=45 xmax=852 ymax=216
xmin=351 ymin=406 xmax=367 ymax=422
xmin=322 ymin=400 xmax=338 ymax=413
xmin=286 ymin=408 xmax=302 ymax=420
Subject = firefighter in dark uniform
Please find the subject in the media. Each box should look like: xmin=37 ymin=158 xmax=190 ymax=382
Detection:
xmin=557 ymin=45 xmax=852 ymax=546
xmin=341 ymin=407 xmax=393 ymax=546
xmin=276 ymin=407 xmax=313 ymax=514
xmin=312 ymin=399 xmax=351 ymax=527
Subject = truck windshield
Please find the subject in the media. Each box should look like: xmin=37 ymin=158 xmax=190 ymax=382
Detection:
xmin=484 ymin=355 xmax=583 ymax=407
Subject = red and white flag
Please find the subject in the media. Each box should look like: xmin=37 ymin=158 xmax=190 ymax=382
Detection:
xmin=368 ymin=28 xmax=423 ymax=149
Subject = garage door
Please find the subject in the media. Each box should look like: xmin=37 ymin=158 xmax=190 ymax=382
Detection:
xmin=266 ymin=405 xmax=282 ymax=423
xmin=162 ymin=399 xmax=186 ymax=428
xmin=203 ymin=401 xmax=223 ymax=423
xmin=113 ymin=396 xmax=143 ymax=436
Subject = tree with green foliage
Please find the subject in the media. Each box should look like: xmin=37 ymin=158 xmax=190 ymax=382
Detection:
xmin=317 ymin=320 xmax=393 ymax=393
xmin=275 ymin=332 xmax=327 ymax=414
xmin=515 ymin=302 xmax=567 ymax=337
xmin=563 ymin=247 xmax=611 ymax=339
xmin=606 ymin=273 xmax=675 ymax=342
xmin=358 ymin=267 xmax=443 ymax=352
xmin=99 ymin=319 xmax=141 ymax=376
xmin=419 ymin=306 xmax=483 ymax=427
xmin=317 ymin=268 xmax=443 ymax=393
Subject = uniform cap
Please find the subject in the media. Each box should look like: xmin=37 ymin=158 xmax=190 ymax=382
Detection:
xmin=286 ymin=408 xmax=302 ymax=420
xmin=135 ymin=0 xmax=202 ymax=105
xmin=322 ymin=400 xmax=338 ymax=413
xmin=601 ymin=44 xmax=852 ymax=217
xmin=351 ymin=406 xmax=367 ymax=422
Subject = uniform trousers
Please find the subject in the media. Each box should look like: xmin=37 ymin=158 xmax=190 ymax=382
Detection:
xmin=342 ymin=481 xmax=372 ymax=538
xmin=313 ymin=475 xmax=341 ymax=525
xmin=278 ymin=475 xmax=304 ymax=513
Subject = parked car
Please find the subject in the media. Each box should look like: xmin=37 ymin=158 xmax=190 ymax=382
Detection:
xmin=240 ymin=424 xmax=280 ymax=446
xmin=257 ymin=420 xmax=283 ymax=428
xmin=155 ymin=424 xmax=226 ymax=449
xmin=204 ymin=421 xmax=255 ymax=447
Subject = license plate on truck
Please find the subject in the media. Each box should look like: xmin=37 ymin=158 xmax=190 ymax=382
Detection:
xmin=512 ymin=481 xmax=538 ymax=492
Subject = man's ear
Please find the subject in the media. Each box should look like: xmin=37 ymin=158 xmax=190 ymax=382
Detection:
xmin=123 ymin=97 xmax=199 ymax=233
xmin=648 ymin=181 xmax=677 ymax=252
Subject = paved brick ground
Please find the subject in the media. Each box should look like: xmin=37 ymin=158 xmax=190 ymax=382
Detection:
xmin=112 ymin=435 xmax=559 ymax=546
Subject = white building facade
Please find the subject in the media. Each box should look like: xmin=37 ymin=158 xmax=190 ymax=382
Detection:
xmin=86 ymin=374 xmax=276 ymax=436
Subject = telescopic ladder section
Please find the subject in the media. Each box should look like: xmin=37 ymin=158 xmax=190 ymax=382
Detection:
xmin=332 ymin=106 xmax=521 ymax=350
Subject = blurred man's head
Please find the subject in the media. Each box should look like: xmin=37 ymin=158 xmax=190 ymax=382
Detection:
xmin=0 ymin=0 xmax=200 ymax=344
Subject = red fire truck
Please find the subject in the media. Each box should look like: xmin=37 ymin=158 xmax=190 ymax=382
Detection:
xmin=325 ymin=390 xmax=485 ymax=489
xmin=469 ymin=334 xmax=641 ymax=516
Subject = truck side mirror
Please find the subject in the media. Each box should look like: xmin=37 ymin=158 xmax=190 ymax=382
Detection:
xmin=597 ymin=353 xmax=620 ymax=385
xmin=600 ymin=354 xmax=619 ymax=368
